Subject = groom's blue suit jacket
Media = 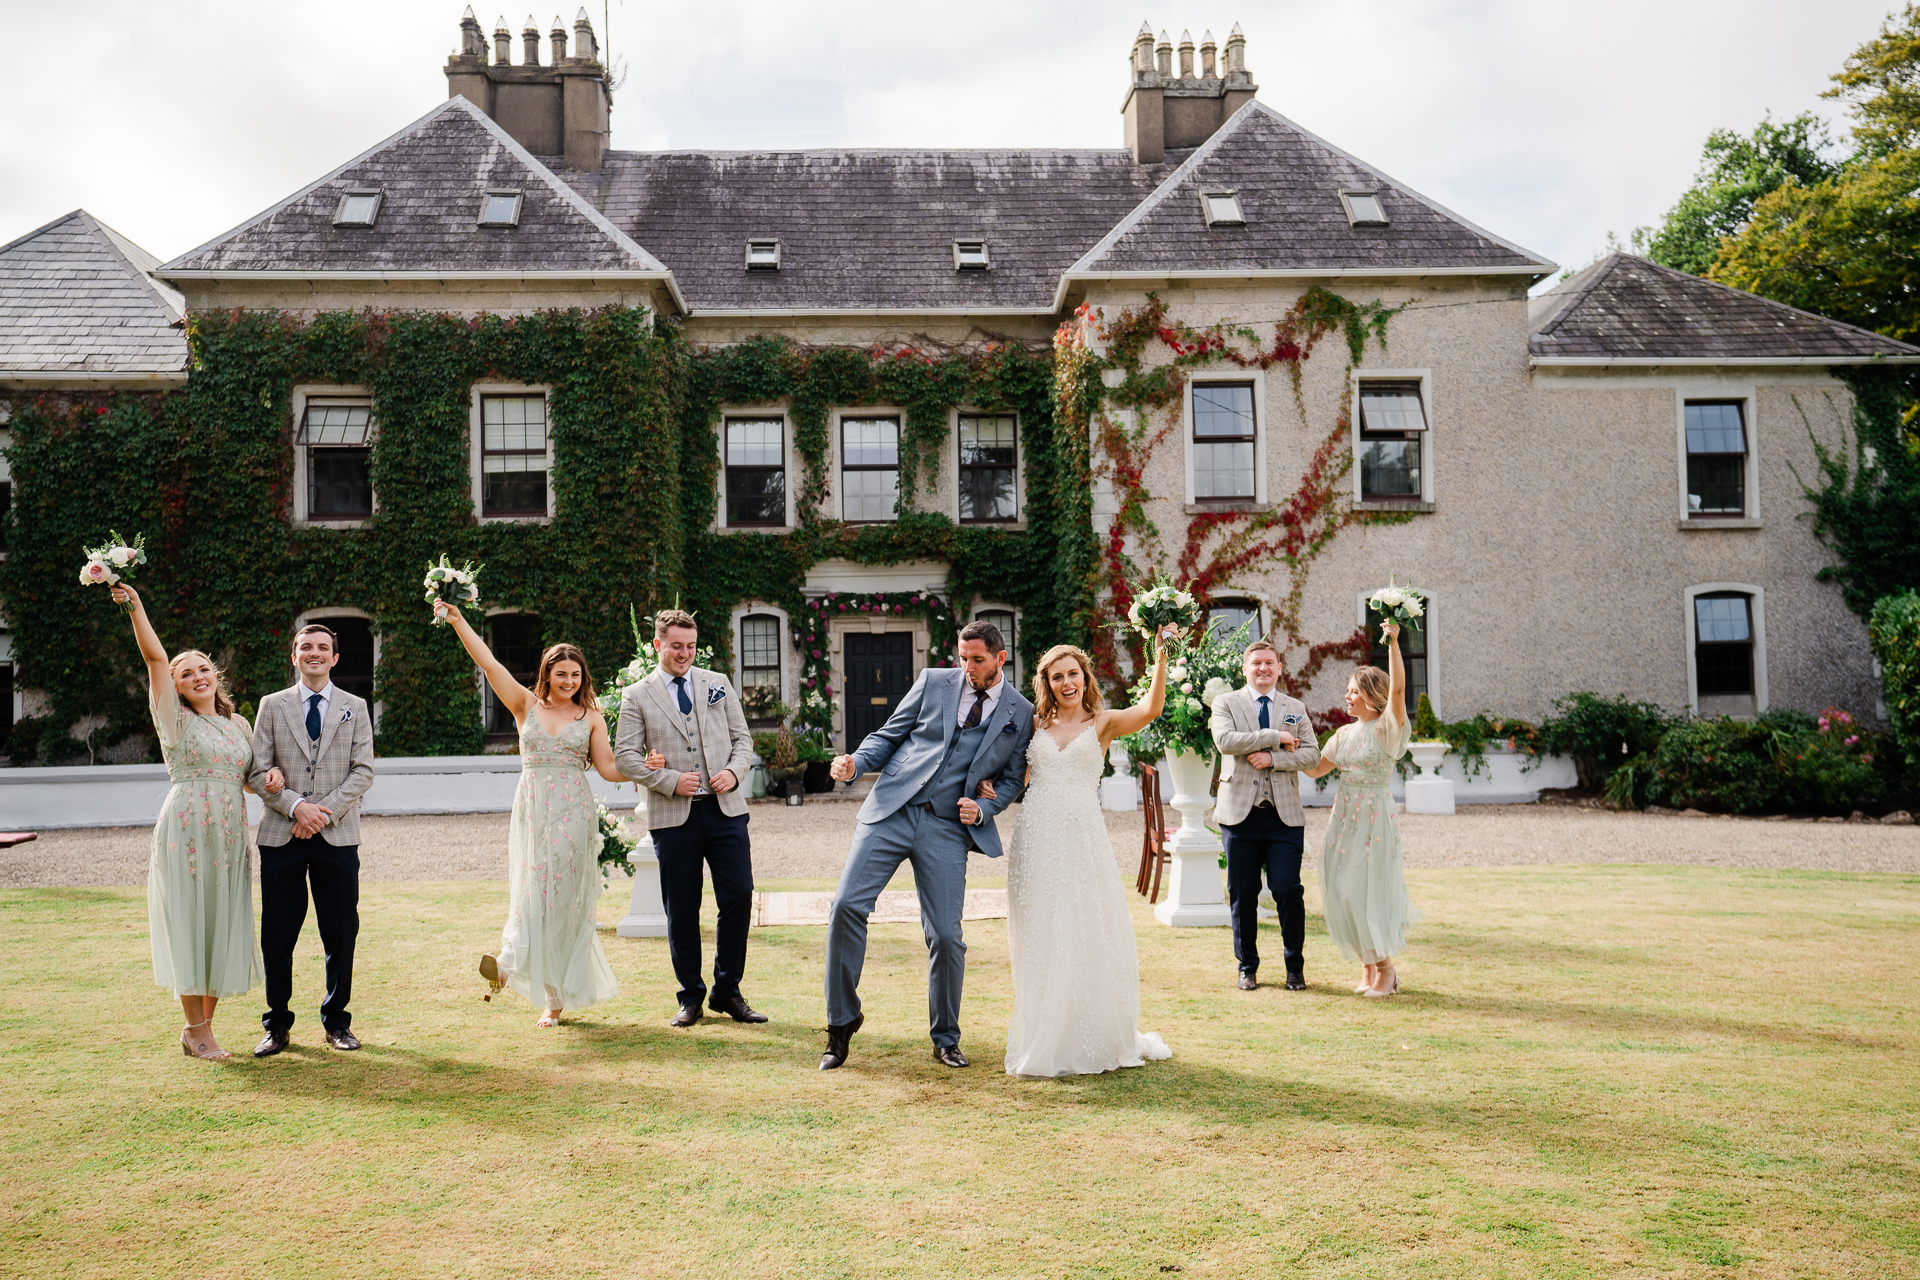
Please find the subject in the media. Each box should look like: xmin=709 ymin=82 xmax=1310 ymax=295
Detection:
xmin=848 ymin=666 xmax=1034 ymax=858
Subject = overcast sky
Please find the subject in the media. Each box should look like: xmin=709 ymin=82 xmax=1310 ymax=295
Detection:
xmin=0 ymin=0 xmax=1895 ymax=280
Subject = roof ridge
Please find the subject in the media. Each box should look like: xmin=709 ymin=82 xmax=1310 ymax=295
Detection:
xmin=1618 ymin=254 xmax=1920 ymax=355
xmin=1532 ymin=253 xmax=1625 ymax=339
xmin=0 ymin=208 xmax=86 ymax=259
xmin=81 ymin=211 xmax=185 ymax=322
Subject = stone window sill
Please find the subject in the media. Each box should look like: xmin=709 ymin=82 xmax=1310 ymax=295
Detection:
xmin=1184 ymin=501 xmax=1272 ymax=515
xmin=1679 ymin=518 xmax=1762 ymax=531
xmin=1353 ymin=499 xmax=1435 ymax=514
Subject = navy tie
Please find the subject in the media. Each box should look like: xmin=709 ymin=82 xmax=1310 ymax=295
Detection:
xmin=673 ymin=675 xmax=692 ymax=715
xmin=307 ymin=692 xmax=323 ymax=740
xmin=1258 ymin=695 xmax=1271 ymax=730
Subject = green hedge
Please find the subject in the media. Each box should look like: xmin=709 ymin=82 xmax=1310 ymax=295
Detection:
xmin=1870 ymin=590 xmax=1920 ymax=774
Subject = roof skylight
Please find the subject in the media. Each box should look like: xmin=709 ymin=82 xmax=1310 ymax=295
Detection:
xmin=953 ymin=240 xmax=990 ymax=270
xmin=745 ymin=240 xmax=780 ymax=271
xmin=1341 ymin=191 xmax=1388 ymax=226
xmin=1200 ymin=191 xmax=1244 ymax=227
xmin=332 ymin=190 xmax=383 ymax=228
xmin=478 ymin=190 xmax=524 ymax=228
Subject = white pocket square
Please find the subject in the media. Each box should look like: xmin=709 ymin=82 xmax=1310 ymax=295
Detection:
xmin=707 ymin=686 xmax=727 ymax=705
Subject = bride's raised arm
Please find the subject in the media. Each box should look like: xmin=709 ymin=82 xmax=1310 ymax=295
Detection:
xmin=432 ymin=598 xmax=536 ymax=726
xmin=1097 ymin=625 xmax=1175 ymax=748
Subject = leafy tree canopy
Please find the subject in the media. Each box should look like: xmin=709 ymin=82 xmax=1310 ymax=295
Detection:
xmin=1642 ymin=114 xmax=1839 ymax=277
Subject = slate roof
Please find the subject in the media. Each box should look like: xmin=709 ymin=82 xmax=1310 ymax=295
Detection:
xmin=1529 ymin=254 xmax=1920 ymax=362
xmin=161 ymin=97 xmax=668 ymax=278
xmin=562 ymin=149 xmax=1172 ymax=312
xmin=1070 ymin=102 xmax=1553 ymax=280
xmin=0 ymin=209 xmax=186 ymax=376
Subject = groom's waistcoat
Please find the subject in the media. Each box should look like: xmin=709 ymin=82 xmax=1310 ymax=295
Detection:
xmin=909 ymin=718 xmax=988 ymax=814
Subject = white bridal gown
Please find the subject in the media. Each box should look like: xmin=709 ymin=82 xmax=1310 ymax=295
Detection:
xmin=1004 ymin=723 xmax=1172 ymax=1078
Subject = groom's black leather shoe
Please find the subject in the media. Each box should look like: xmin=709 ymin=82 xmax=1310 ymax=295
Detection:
xmin=671 ymin=1004 xmax=704 ymax=1028
xmin=819 ymin=1013 xmax=864 ymax=1070
xmin=932 ymin=1044 xmax=970 ymax=1069
xmin=323 ymin=1027 xmax=361 ymax=1051
xmin=1284 ymin=969 xmax=1307 ymax=991
xmin=710 ymin=992 xmax=768 ymax=1023
xmin=253 ymin=1030 xmax=289 ymax=1058
xmin=1237 ymin=971 xmax=1258 ymax=991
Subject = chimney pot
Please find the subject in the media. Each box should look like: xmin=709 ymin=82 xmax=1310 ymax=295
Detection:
xmin=523 ymin=15 xmax=541 ymax=65
xmin=550 ymin=14 xmax=567 ymax=64
xmin=1201 ymin=31 xmax=1217 ymax=77
xmin=493 ymin=15 xmax=511 ymax=65
xmin=1225 ymin=23 xmax=1248 ymax=80
xmin=1155 ymin=31 xmax=1172 ymax=78
xmin=1178 ymin=30 xmax=1194 ymax=79
xmin=1131 ymin=25 xmax=1155 ymax=77
xmin=573 ymin=8 xmax=597 ymax=61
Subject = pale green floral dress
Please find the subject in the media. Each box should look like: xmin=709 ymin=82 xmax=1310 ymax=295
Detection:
xmin=147 ymin=678 xmax=263 ymax=998
xmin=1320 ymin=713 xmax=1423 ymax=962
xmin=497 ymin=713 xmax=619 ymax=1011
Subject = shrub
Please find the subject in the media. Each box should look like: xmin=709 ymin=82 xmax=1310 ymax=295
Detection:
xmin=1777 ymin=707 xmax=1887 ymax=812
xmin=1412 ymin=693 xmax=1442 ymax=739
xmin=1538 ymin=692 xmax=1674 ymax=791
xmin=1870 ymin=590 xmax=1920 ymax=775
xmin=1645 ymin=717 xmax=1783 ymax=814
xmin=1645 ymin=707 xmax=1886 ymax=815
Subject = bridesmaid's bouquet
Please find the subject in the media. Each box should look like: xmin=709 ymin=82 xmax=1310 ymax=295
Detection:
xmin=423 ymin=555 xmax=483 ymax=623
xmin=1125 ymin=577 xmax=1200 ymax=648
xmin=1367 ymin=578 xmax=1425 ymax=638
xmin=80 ymin=531 xmax=148 ymax=607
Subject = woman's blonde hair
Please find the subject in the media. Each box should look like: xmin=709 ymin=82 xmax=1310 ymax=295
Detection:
xmin=1349 ymin=664 xmax=1390 ymax=714
xmin=1032 ymin=644 xmax=1104 ymax=724
xmin=169 ymin=650 xmax=236 ymax=718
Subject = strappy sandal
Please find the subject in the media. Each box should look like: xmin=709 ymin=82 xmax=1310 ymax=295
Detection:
xmin=537 ymin=1009 xmax=562 ymax=1028
xmin=180 ymin=1019 xmax=231 ymax=1060
xmin=479 ymin=954 xmax=505 ymax=1001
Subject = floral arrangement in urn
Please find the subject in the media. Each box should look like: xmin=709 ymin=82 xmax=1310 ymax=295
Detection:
xmin=596 ymin=803 xmax=639 ymax=882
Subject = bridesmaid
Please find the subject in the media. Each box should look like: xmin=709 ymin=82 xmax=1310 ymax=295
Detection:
xmin=1302 ymin=621 xmax=1422 ymax=997
xmin=432 ymin=599 xmax=624 ymax=1026
xmin=112 ymin=584 xmax=282 ymax=1059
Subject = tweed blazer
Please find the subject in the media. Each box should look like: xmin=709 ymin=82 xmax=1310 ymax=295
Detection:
xmin=1209 ymin=684 xmax=1320 ymax=828
xmin=613 ymin=666 xmax=754 ymax=830
xmin=248 ymin=683 xmax=377 ymax=847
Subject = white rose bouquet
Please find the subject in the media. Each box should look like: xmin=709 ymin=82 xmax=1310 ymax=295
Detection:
xmin=1367 ymin=578 xmax=1425 ymax=639
xmin=423 ymin=555 xmax=483 ymax=623
xmin=1125 ymin=578 xmax=1201 ymax=653
xmin=80 ymin=531 xmax=148 ymax=608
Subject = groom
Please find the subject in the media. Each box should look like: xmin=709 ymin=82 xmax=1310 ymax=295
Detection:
xmin=1211 ymin=638 xmax=1320 ymax=991
xmin=821 ymin=619 xmax=1033 ymax=1070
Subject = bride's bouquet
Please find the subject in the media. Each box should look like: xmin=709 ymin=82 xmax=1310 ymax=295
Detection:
xmin=1367 ymin=578 xmax=1425 ymax=638
xmin=1125 ymin=577 xmax=1200 ymax=651
xmin=423 ymin=555 xmax=483 ymax=623
xmin=80 ymin=531 xmax=148 ymax=608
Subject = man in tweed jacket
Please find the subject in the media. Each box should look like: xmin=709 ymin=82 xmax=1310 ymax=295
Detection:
xmin=612 ymin=609 xmax=759 ymax=1028
xmin=246 ymin=622 xmax=376 ymax=1055
xmin=1210 ymin=638 xmax=1320 ymax=992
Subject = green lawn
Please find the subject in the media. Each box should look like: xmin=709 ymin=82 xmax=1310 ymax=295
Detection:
xmin=3 ymin=865 xmax=1916 ymax=1278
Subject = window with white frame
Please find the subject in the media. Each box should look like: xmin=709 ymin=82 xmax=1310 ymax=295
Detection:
xmin=738 ymin=613 xmax=783 ymax=724
xmin=841 ymin=417 xmax=900 ymax=522
xmin=958 ymin=414 xmax=1017 ymax=522
xmin=725 ymin=418 xmax=786 ymax=527
xmin=974 ymin=608 xmax=1018 ymax=685
xmin=1367 ymin=593 xmax=1429 ymax=717
xmin=484 ymin=613 xmax=543 ymax=738
xmin=1192 ymin=382 xmax=1256 ymax=501
xmin=1685 ymin=401 xmax=1747 ymax=518
xmin=1206 ymin=597 xmax=1262 ymax=645
xmin=1693 ymin=592 xmax=1757 ymax=717
xmin=1358 ymin=380 xmax=1426 ymax=500
xmin=480 ymin=393 xmax=549 ymax=518
xmin=298 ymin=398 xmax=375 ymax=521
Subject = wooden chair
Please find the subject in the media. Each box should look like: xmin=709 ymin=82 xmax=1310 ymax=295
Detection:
xmin=1135 ymin=763 xmax=1171 ymax=903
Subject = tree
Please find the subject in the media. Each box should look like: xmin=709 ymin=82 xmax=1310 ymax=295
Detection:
xmin=1800 ymin=366 xmax=1920 ymax=623
xmin=1643 ymin=114 xmax=1839 ymax=276
xmin=1826 ymin=2 xmax=1920 ymax=158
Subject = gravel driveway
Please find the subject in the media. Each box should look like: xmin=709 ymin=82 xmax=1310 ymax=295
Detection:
xmin=4 ymin=800 xmax=1916 ymax=889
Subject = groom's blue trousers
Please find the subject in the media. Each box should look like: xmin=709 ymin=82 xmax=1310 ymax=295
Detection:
xmin=824 ymin=804 xmax=971 ymax=1048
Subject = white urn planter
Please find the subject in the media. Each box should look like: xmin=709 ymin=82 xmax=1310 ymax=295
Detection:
xmin=1153 ymin=749 xmax=1231 ymax=927
xmin=1403 ymin=740 xmax=1456 ymax=815
xmin=1099 ymin=743 xmax=1139 ymax=811
xmin=616 ymin=789 xmax=670 ymax=938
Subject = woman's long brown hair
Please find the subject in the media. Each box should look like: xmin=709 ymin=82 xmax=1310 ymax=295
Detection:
xmin=533 ymin=643 xmax=595 ymax=707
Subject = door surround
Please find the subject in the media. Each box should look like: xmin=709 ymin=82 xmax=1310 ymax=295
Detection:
xmin=827 ymin=615 xmax=930 ymax=742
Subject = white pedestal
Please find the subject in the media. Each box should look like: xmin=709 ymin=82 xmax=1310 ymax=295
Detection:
xmin=1403 ymin=741 xmax=1456 ymax=815
xmin=1153 ymin=749 xmax=1231 ymax=927
xmin=615 ymin=795 xmax=669 ymax=938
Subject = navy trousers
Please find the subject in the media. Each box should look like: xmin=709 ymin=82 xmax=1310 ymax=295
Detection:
xmin=1220 ymin=804 xmax=1305 ymax=976
xmin=259 ymin=835 xmax=359 ymax=1035
xmin=649 ymin=797 xmax=754 ymax=1008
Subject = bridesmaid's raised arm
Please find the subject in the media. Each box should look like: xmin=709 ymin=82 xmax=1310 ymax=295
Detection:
xmin=110 ymin=584 xmax=170 ymax=689
xmin=1381 ymin=622 xmax=1407 ymax=729
xmin=1099 ymin=624 xmax=1177 ymax=746
xmin=433 ymin=598 xmax=535 ymax=726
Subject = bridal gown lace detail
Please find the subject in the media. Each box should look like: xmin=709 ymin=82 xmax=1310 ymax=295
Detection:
xmin=497 ymin=713 xmax=620 ymax=1011
xmin=1004 ymin=723 xmax=1171 ymax=1078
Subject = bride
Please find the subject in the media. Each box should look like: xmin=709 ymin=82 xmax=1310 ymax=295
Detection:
xmin=985 ymin=632 xmax=1176 ymax=1078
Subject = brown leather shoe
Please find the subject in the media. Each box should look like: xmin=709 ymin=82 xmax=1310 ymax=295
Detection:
xmin=932 ymin=1044 xmax=970 ymax=1068
xmin=670 ymin=1003 xmax=703 ymax=1028
xmin=1237 ymin=971 xmax=1258 ymax=991
xmin=322 ymin=1027 xmax=360 ymax=1051
xmin=709 ymin=992 xmax=769 ymax=1023
xmin=253 ymin=1030 xmax=289 ymax=1058
xmin=819 ymin=1013 xmax=864 ymax=1070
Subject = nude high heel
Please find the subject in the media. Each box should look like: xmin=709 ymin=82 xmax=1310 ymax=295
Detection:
xmin=181 ymin=1019 xmax=231 ymax=1059
xmin=1361 ymin=962 xmax=1400 ymax=998
xmin=1355 ymin=962 xmax=1376 ymax=994
xmin=479 ymin=954 xmax=505 ymax=1001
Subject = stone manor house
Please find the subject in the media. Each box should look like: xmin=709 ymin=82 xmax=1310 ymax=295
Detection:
xmin=1 ymin=10 xmax=1913 ymax=756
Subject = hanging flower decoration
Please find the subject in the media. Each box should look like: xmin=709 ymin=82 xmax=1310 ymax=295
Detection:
xmin=792 ymin=590 xmax=960 ymax=734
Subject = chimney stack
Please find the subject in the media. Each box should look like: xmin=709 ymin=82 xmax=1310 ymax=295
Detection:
xmin=446 ymin=5 xmax=610 ymax=169
xmin=1123 ymin=20 xmax=1258 ymax=165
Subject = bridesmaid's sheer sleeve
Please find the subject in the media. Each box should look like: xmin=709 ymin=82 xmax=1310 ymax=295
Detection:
xmin=1372 ymin=713 xmax=1413 ymax=760
xmin=148 ymin=672 xmax=184 ymax=752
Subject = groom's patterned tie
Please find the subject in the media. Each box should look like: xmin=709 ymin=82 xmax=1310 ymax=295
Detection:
xmin=962 ymin=689 xmax=988 ymax=729
xmin=1258 ymin=695 xmax=1271 ymax=730
xmin=672 ymin=675 xmax=692 ymax=715
xmin=306 ymin=692 xmax=324 ymax=740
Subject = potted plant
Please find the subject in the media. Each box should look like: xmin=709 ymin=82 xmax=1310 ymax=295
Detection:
xmin=797 ymin=731 xmax=837 ymax=793
xmin=765 ymin=725 xmax=806 ymax=801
